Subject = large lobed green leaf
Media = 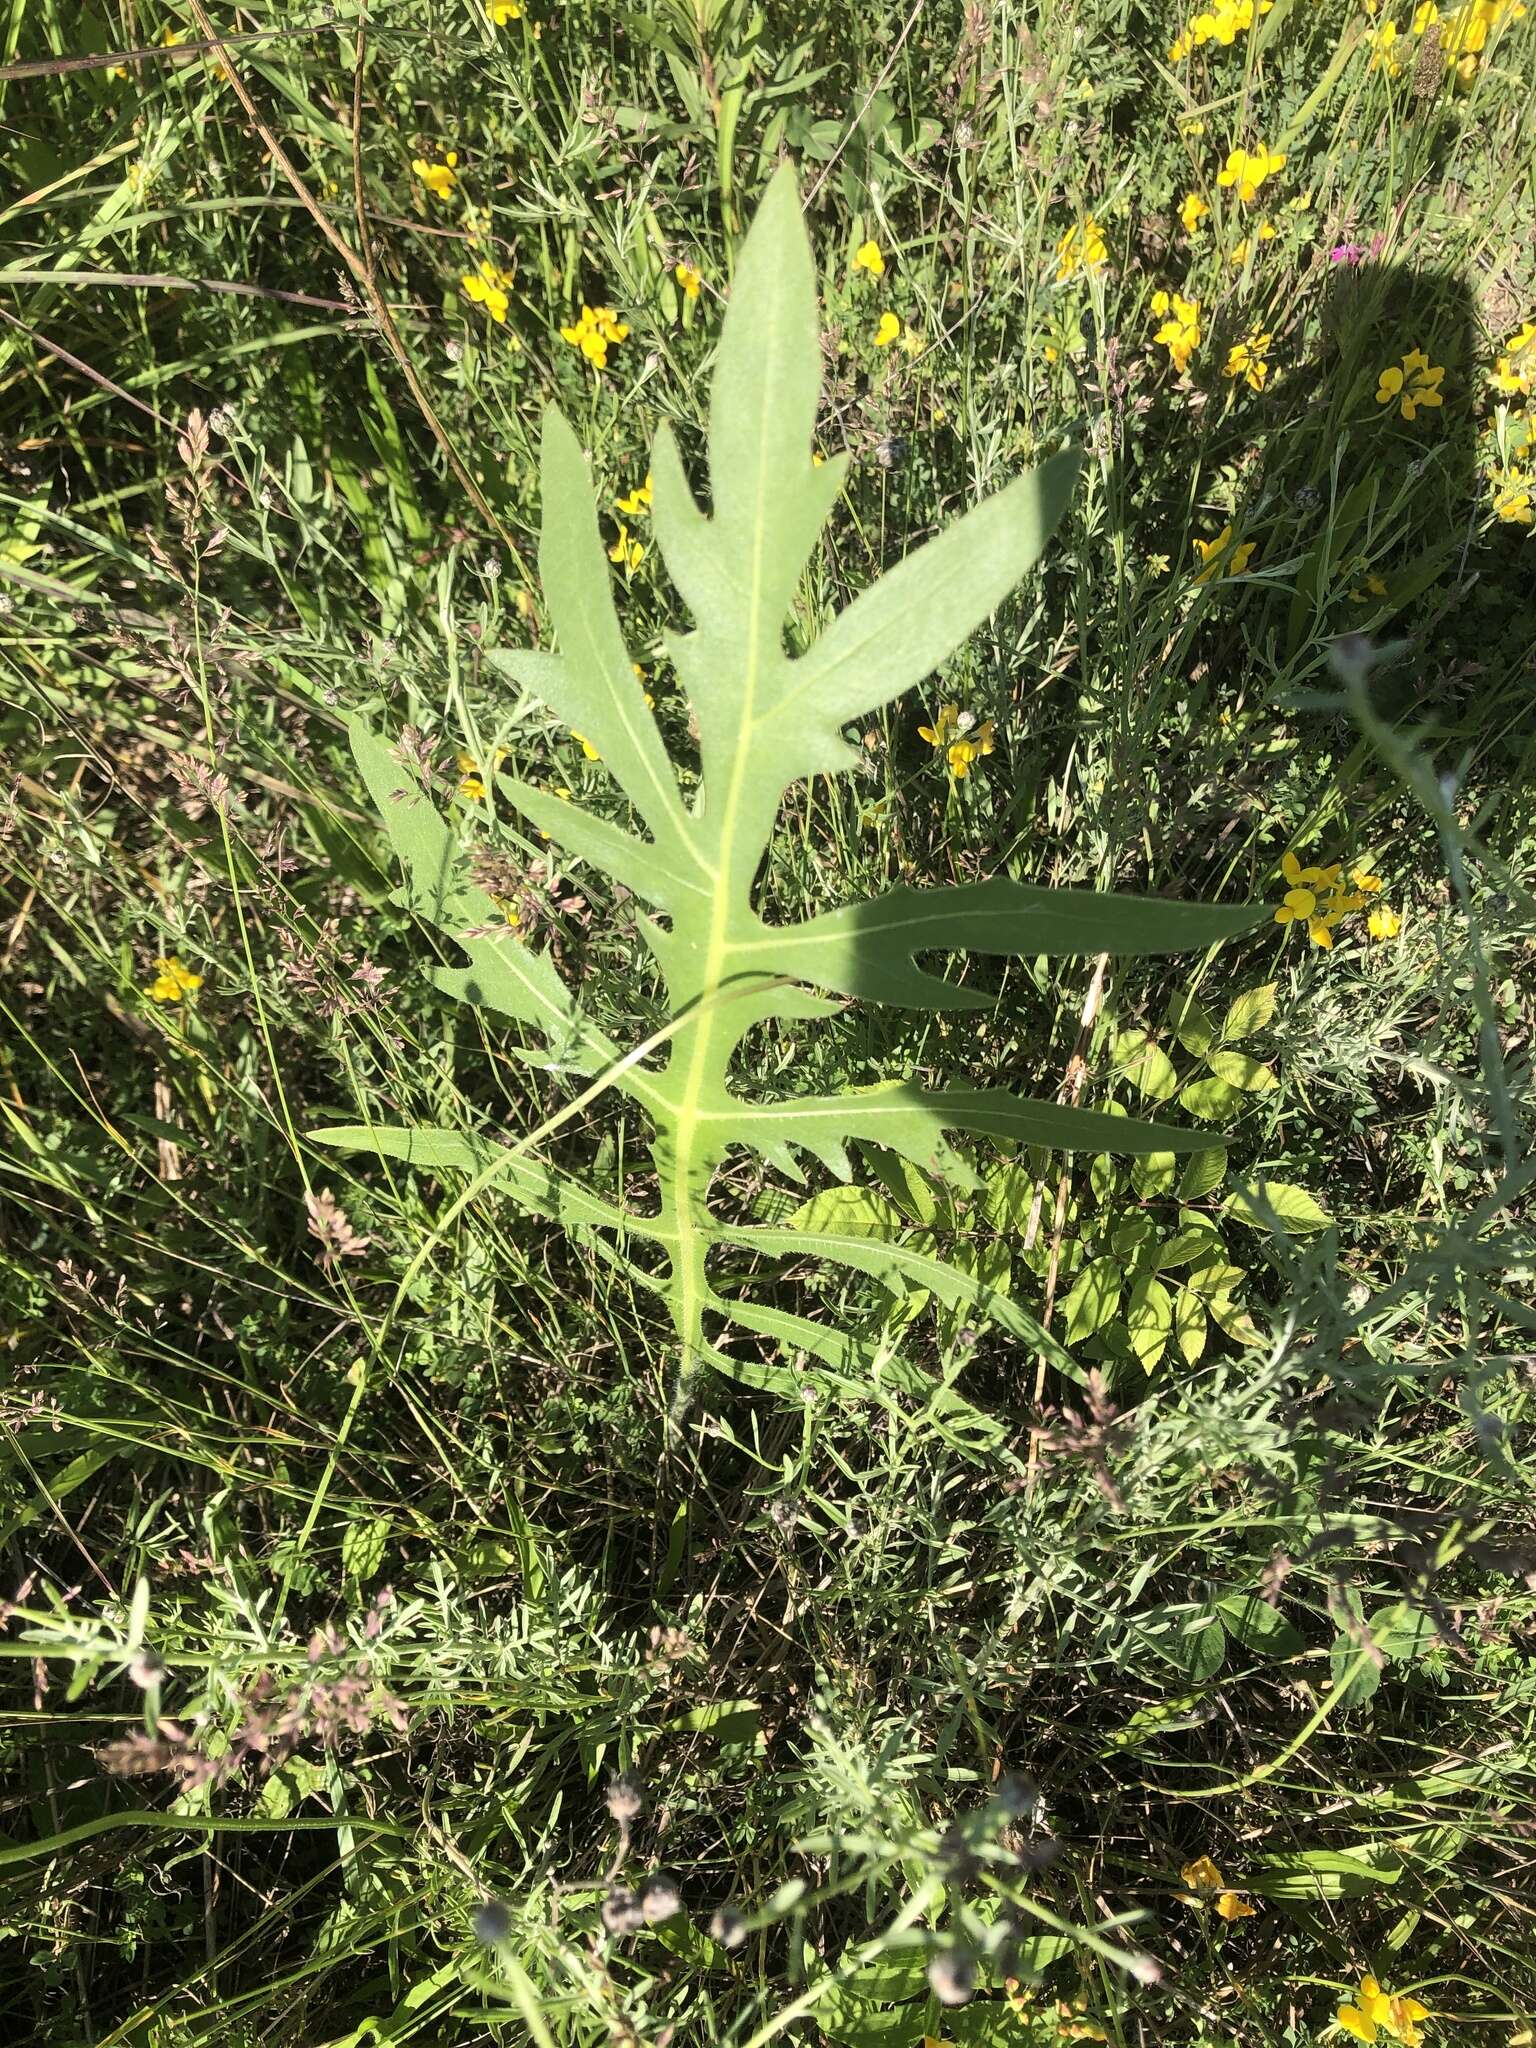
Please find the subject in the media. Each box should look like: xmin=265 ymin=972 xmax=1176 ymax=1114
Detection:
xmin=318 ymin=165 xmax=1265 ymax=1386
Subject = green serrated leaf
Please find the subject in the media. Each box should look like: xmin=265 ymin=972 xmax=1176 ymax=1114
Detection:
xmin=1177 ymin=1146 xmax=1228 ymax=1200
xmin=1171 ymin=1287 xmax=1207 ymax=1363
xmin=1126 ymin=1273 xmax=1173 ymax=1371
xmin=1207 ymin=1292 xmax=1263 ymax=1344
xmin=1221 ymin=982 xmax=1278 ymax=1041
xmin=1205 ymin=1050 xmax=1278 ymax=1093
xmin=981 ymin=1159 xmax=1038 ymax=1232
xmin=1112 ymin=1026 xmax=1180 ymax=1101
xmin=1178 ymin=1076 xmax=1247 ymax=1122
xmin=1153 ymin=1223 xmax=1224 ymax=1270
xmin=1167 ymin=989 xmax=1217 ymax=1057
xmin=1061 ymin=1255 xmax=1122 ymax=1342
xmin=1224 ymin=1179 xmax=1333 ymax=1233
xmin=341 ymin=1516 xmax=389 ymax=1584
xmin=1131 ymin=1150 xmax=1178 ymax=1198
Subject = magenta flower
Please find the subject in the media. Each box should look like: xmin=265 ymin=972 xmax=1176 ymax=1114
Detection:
xmin=1329 ymin=241 xmax=1366 ymax=266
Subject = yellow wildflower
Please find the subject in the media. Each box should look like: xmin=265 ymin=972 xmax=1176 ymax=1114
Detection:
xmin=1055 ymin=218 xmax=1109 ymax=281
xmin=1368 ymin=904 xmax=1403 ymax=940
xmin=1337 ymin=1975 xmax=1430 ymax=2046
xmin=1169 ymin=0 xmax=1273 ymax=57
xmin=674 ymin=259 xmax=702 ymax=299
xmin=461 ymin=258 xmax=513 ymax=325
xmin=919 ymin=704 xmax=961 ymax=751
xmin=1412 ymin=0 xmax=1440 ymax=24
xmin=1225 ymin=330 xmax=1273 ymax=390
xmin=1441 ymin=0 xmax=1526 ymax=59
xmin=571 ymin=733 xmax=601 ymax=762
xmin=1376 ymin=347 xmax=1445 ymax=421
xmin=1217 ymin=142 xmax=1285 ymax=202
xmin=1180 ymin=191 xmax=1210 ymax=233
xmin=1368 ymin=19 xmax=1404 ymax=69
xmin=456 ymin=747 xmax=508 ymax=801
xmin=1274 ymin=851 xmax=1374 ymax=947
xmin=1177 ymin=1855 xmax=1259 ymax=1919
xmin=948 ymin=721 xmax=995 ymax=777
xmin=1151 ymin=290 xmax=1202 ymax=372
xmin=1493 ymin=472 xmax=1533 ymax=524
xmin=560 ymin=303 xmax=630 ymax=372
xmin=491 ymin=0 xmax=523 ymax=17
xmin=874 ymin=311 xmax=901 ymax=347
xmin=1230 ymin=220 xmax=1278 ymax=265
xmin=615 ymin=472 xmax=654 ymax=517
xmin=1191 ymin=523 xmax=1254 ymax=582
xmin=918 ymin=705 xmax=995 ymax=777
xmin=147 ymin=955 xmax=203 ymax=1003
xmin=607 ymin=523 xmax=644 ymax=571
xmin=412 ymin=151 xmax=459 ymax=200
xmin=1490 ymin=326 xmax=1533 ymax=394
xmin=853 ymin=239 xmax=885 ymax=278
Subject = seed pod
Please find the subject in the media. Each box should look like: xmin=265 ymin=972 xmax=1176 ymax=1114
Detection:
xmin=928 ymin=1951 xmax=977 ymax=2007
xmin=472 ymin=1900 xmax=512 ymax=1945
xmin=601 ymin=1885 xmax=645 ymax=1936
xmin=710 ymin=1907 xmax=748 ymax=1949
xmin=606 ymin=1771 xmax=644 ymax=1823
xmin=993 ymin=1773 xmax=1038 ymax=1820
xmin=640 ymin=1871 xmax=682 ymax=1923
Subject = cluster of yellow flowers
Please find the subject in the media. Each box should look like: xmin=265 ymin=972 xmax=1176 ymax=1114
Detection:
xmin=1224 ymin=329 xmax=1272 ymax=390
xmin=560 ymin=303 xmax=630 ymax=371
xmin=850 ymin=240 xmax=921 ymax=350
xmin=1337 ymin=1974 xmax=1431 ymax=2046
xmin=1055 ymin=218 xmax=1109 ymax=282
xmin=1364 ymin=0 xmax=1525 ymax=80
xmin=1490 ymin=320 xmax=1536 ymax=397
xmin=1376 ymin=346 xmax=1446 ymax=422
xmin=412 ymin=150 xmax=459 ymax=201
xmin=147 ymin=955 xmax=203 ymax=1004
xmin=1169 ymin=0 xmax=1274 ymax=60
xmin=461 ymin=257 xmax=514 ymax=326
xmin=1439 ymin=0 xmax=1527 ymax=56
xmin=457 ymin=747 xmax=508 ymax=802
xmin=1176 ymin=1855 xmax=1257 ymax=1919
xmin=917 ymin=704 xmax=996 ymax=778
xmin=1151 ymin=290 xmax=1201 ymax=372
xmin=1275 ymin=854 xmax=1400 ymax=948
xmin=1488 ymin=321 xmax=1534 ymax=526
xmin=608 ymin=472 xmax=652 ymax=571
xmin=1217 ymin=141 xmax=1286 ymax=202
